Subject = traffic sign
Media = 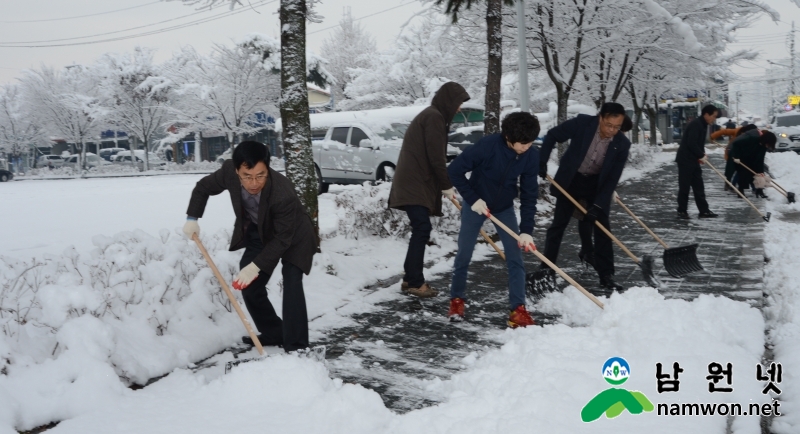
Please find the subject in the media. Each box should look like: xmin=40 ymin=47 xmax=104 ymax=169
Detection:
xmin=788 ymin=95 xmax=800 ymax=105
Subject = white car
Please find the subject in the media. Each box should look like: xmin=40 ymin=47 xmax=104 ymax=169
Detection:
xmin=36 ymin=155 xmax=65 ymax=168
xmin=62 ymin=153 xmax=110 ymax=170
xmin=768 ymin=112 xmax=800 ymax=153
xmin=113 ymin=151 xmax=167 ymax=170
xmin=312 ymin=122 xmax=404 ymax=194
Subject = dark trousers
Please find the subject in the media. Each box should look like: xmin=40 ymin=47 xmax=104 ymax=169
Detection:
xmin=543 ymin=174 xmax=615 ymax=277
xmin=240 ymin=223 xmax=308 ymax=352
xmin=402 ymin=205 xmax=432 ymax=288
xmin=676 ymin=162 xmax=710 ymax=214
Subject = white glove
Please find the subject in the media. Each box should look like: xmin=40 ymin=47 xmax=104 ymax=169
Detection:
xmin=733 ymin=158 xmax=741 ymax=164
xmin=232 ymin=262 xmax=260 ymax=290
xmin=518 ymin=233 xmax=536 ymax=252
xmin=183 ymin=219 xmax=199 ymax=239
xmin=442 ymin=188 xmax=456 ymax=200
xmin=471 ymin=199 xmax=489 ymax=216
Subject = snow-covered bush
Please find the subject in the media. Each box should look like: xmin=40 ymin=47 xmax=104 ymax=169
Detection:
xmin=0 ymin=228 xmax=243 ymax=385
xmin=334 ymin=182 xmax=461 ymax=240
xmin=626 ymin=142 xmax=658 ymax=169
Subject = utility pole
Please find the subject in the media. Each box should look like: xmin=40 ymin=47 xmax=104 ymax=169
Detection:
xmin=791 ymin=21 xmax=796 ymax=95
xmin=736 ymin=91 xmax=741 ymax=123
xmin=516 ymin=0 xmax=530 ymax=113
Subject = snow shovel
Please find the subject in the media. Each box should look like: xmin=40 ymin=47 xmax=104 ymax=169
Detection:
xmin=704 ymin=160 xmax=771 ymax=222
xmin=735 ymin=160 xmax=795 ymax=204
xmin=448 ymin=196 xmax=506 ymax=260
xmin=613 ymin=192 xmax=703 ymax=278
xmin=192 ymin=234 xmax=264 ymax=356
xmin=546 ymin=175 xmax=659 ymax=287
xmin=484 ymin=212 xmax=604 ymax=309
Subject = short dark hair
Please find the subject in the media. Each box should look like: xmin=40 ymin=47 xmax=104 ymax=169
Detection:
xmin=701 ymin=104 xmax=718 ymax=116
xmin=620 ymin=115 xmax=633 ymax=133
xmin=760 ymin=130 xmax=777 ymax=150
xmin=232 ymin=141 xmax=271 ymax=170
xmin=501 ymin=112 xmax=541 ymax=144
xmin=599 ymin=102 xmax=626 ymax=118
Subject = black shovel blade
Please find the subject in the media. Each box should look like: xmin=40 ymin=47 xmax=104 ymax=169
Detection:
xmin=639 ymin=254 xmax=660 ymax=287
xmin=526 ymin=268 xmax=557 ymax=300
xmin=787 ymin=192 xmax=795 ymax=204
xmin=662 ymin=244 xmax=703 ymax=278
xmin=764 ymin=212 xmax=771 ymax=222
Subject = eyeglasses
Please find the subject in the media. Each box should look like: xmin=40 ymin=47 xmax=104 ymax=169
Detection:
xmin=602 ymin=122 xmax=622 ymax=131
xmin=238 ymin=174 xmax=267 ymax=183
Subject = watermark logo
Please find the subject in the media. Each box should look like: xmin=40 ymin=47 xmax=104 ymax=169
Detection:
xmin=581 ymin=357 xmax=654 ymax=423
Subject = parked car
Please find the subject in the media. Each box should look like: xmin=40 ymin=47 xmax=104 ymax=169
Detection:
xmin=216 ymin=147 xmax=233 ymax=164
xmin=113 ymin=150 xmax=167 ymax=170
xmin=0 ymin=166 xmax=12 ymax=182
xmin=62 ymin=153 xmax=110 ymax=170
xmin=98 ymin=147 xmax=127 ymax=161
xmin=36 ymin=154 xmax=65 ymax=168
xmin=768 ymin=111 xmax=800 ymax=153
xmin=447 ymin=126 xmax=485 ymax=160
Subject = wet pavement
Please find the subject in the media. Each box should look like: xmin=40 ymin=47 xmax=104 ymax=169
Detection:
xmin=316 ymin=153 xmax=769 ymax=412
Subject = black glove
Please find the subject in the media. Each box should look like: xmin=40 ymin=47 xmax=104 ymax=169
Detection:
xmin=584 ymin=204 xmax=604 ymax=226
xmin=538 ymin=161 xmax=548 ymax=180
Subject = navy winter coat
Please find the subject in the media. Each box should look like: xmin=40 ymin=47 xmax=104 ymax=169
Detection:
xmin=447 ymin=133 xmax=539 ymax=235
xmin=539 ymin=114 xmax=631 ymax=215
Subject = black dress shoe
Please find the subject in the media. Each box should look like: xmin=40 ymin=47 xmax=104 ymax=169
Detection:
xmin=242 ymin=334 xmax=283 ymax=347
xmin=599 ymin=275 xmax=624 ymax=291
xmin=677 ymin=211 xmax=691 ymax=220
xmin=755 ymin=189 xmax=768 ymax=199
xmin=578 ymin=251 xmax=596 ymax=268
xmin=698 ymin=210 xmax=718 ymax=218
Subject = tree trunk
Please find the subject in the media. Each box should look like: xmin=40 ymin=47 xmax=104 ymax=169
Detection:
xmin=556 ymin=88 xmax=569 ymax=158
xmin=645 ymin=105 xmax=658 ymax=146
xmin=629 ymin=84 xmax=642 ymax=144
xmin=79 ymin=140 xmax=86 ymax=172
xmin=143 ymin=137 xmax=150 ymax=171
xmin=483 ymin=0 xmax=502 ymax=135
xmin=280 ymin=0 xmax=320 ymax=235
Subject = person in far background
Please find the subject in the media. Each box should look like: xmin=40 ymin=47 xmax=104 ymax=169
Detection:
xmin=675 ymin=104 xmax=719 ymax=220
xmin=729 ymin=129 xmax=777 ymax=198
xmin=724 ymin=118 xmax=737 ymax=130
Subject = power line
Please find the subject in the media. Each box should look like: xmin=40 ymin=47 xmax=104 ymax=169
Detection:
xmin=0 ymin=1 xmax=235 ymax=45
xmin=0 ymin=1 xmax=161 ymax=24
xmin=307 ymin=0 xmax=419 ymax=36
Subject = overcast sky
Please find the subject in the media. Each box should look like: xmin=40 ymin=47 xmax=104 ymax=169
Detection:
xmin=0 ymin=0 xmax=797 ymax=112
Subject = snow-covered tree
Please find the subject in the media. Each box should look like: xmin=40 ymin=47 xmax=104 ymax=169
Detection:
xmin=19 ymin=65 xmax=104 ymax=171
xmin=0 ymin=84 xmax=43 ymax=163
xmin=96 ymin=47 xmax=173 ymax=171
xmin=320 ymin=8 xmax=376 ymax=109
xmin=164 ymin=37 xmax=281 ymax=152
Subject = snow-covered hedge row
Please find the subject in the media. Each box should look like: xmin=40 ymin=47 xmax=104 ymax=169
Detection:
xmin=0 ymin=229 xmax=244 ymax=385
xmin=626 ymin=142 xmax=658 ymax=169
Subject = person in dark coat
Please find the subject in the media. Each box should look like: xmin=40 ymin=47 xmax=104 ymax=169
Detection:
xmin=388 ymin=81 xmax=470 ymax=298
xmin=446 ymin=112 xmax=540 ymax=327
xmin=536 ymin=102 xmax=631 ymax=291
xmin=711 ymin=123 xmax=758 ymax=189
xmin=183 ymin=141 xmax=318 ymax=352
xmin=675 ymin=104 xmax=719 ymax=219
xmin=730 ymin=129 xmax=777 ymax=197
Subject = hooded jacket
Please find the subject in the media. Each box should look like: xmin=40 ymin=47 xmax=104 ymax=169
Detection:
xmin=388 ymin=82 xmax=470 ymax=215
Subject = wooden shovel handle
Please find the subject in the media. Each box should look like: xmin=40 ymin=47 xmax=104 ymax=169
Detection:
xmin=449 ymin=196 xmax=506 ymax=261
xmin=735 ymin=160 xmax=790 ymax=198
xmin=614 ymin=194 xmax=670 ymax=249
xmin=546 ymin=175 xmax=641 ymax=264
xmin=484 ymin=212 xmax=604 ymax=309
xmin=193 ymin=234 xmax=264 ymax=355
xmin=703 ymin=160 xmax=767 ymax=219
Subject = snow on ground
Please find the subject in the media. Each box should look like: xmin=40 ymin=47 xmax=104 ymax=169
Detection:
xmin=762 ymin=151 xmax=800 ymax=434
xmin=1 ymin=147 xmax=791 ymax=433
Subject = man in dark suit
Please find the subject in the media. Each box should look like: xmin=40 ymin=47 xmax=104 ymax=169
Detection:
xmin=183 ymin=141 xmax=317 ymax=352
xmin=675 ymin=104 xmax=719 ymax=219
xmin=537 ymin=102 xmax=631 ymax=291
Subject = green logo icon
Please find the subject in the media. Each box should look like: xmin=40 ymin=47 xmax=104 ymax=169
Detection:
xmin=581 ymin=357 xmax=654 ymax=422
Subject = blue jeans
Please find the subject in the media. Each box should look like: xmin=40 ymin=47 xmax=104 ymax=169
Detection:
xmin=450 ymin=200 xmax=526 ymax=310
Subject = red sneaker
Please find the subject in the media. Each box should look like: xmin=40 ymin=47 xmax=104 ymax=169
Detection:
xmin=448 ymin=298 xmax=465 ymax=322
xmin=508 ymin=305 xmax=535 ymax=328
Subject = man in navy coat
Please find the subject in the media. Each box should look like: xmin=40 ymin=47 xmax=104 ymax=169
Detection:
xmin=537 ymin=102 xmax=631 ymax=291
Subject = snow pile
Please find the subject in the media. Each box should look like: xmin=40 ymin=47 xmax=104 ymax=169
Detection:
xmin=10 ymin=287 xmax=769 ymax=434
xmin=761 ymin=151 xmax=800 ymax=434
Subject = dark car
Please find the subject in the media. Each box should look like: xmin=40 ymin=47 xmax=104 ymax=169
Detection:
xmin=447 ymin=127 xmax=485 ymax=161
xmin=0 ymin=168 xmax=13 ymax=182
